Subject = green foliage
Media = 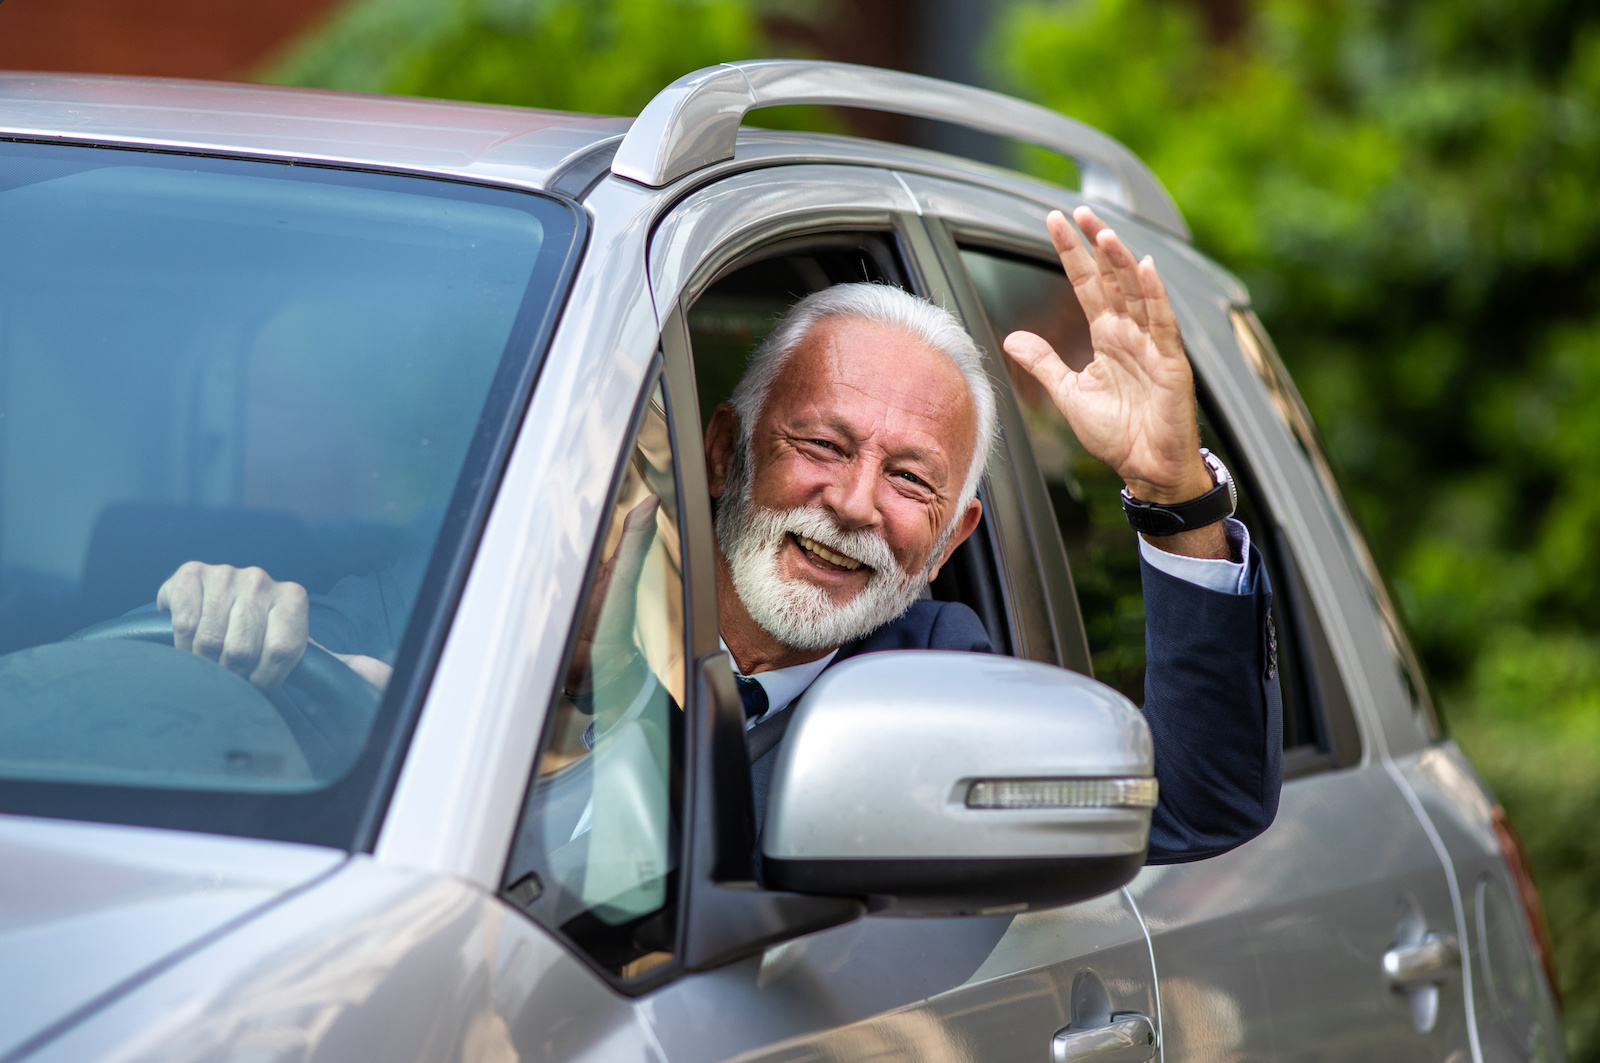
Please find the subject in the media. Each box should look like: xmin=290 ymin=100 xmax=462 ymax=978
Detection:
xmin=998 ymin=0 xmax=1600 ymax=682
xmin=270 ymin=0 xmax=758 ymax=115
xmin=997 ymin=0 xmax=1600 ymax=1052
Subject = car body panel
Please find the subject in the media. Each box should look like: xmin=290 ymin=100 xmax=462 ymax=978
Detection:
xmin=644 ymin=163 xmax=915 ymax=309
xmin=1399 ymin=745 xmax=1566 ymax=1061
xmin=19 ymin=860 xmax=655 ymax=1063
xmin=640 ymin=888 xmax=1154 ymax=1063
xmin=1118 ymin=220 xmax=1476 ymax=1063
xmin=0 ymin=73 xmax=630 ymax=191
xmin=0 ymin=816 xmax=343 ymax=1060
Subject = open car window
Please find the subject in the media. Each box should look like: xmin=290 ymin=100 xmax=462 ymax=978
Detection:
xmin=684 ymin=232 xmax=1013 ymax=655
xmin=957 ymin=245 xmax=1359 ymax=771
xmin=0 ymin=141 xmax=581 ymax=844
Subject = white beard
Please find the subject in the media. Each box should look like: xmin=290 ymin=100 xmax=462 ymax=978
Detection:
xmin=716 ymin=448 xmax=928 ymax=652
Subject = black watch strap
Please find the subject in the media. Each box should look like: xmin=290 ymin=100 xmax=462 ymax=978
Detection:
xmin=1121 ymin=449 xmax=1237 ymax=536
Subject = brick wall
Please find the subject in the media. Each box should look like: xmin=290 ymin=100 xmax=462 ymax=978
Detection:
xmin=0 ymin=0 xmax=341 ymax=80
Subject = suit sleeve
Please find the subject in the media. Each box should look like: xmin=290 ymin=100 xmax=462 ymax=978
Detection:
xmin=1141 ymin=543 xmax=1283 ymax=863
xmin=306 ymin=547 xmax=429 ymax=663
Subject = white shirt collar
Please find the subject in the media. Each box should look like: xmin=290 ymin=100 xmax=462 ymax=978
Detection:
xmin=722 ymin=640 xmax=839 ymax=725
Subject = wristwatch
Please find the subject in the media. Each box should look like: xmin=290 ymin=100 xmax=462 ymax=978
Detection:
xmin=1120 ymin=448 xmax=1237 ymax=536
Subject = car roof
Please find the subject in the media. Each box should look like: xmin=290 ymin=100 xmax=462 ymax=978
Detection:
xmin=0 ymin=69 xmax=1213 ymax=271
xmin=0 ymin=73 xmax=633 ymax=189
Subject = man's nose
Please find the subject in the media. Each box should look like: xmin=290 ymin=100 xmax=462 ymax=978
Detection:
xmin=822 ymin=458 xmax=880 ymax=530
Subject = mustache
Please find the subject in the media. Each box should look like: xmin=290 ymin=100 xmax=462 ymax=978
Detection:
xmin=775 ymin=506 xmax=902 ymax=576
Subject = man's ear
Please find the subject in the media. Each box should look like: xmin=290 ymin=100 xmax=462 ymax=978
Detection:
xmin=925 ymin=498 xmax=984 ymax=584
xmin=704 ymin=403 xmax=741 ymax=500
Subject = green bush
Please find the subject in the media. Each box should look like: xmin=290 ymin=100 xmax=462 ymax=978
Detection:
xmin=270 ymin=0 xmax=758 ymax=114
xmin=996 ymin=1 xmax=1600 ymax=1054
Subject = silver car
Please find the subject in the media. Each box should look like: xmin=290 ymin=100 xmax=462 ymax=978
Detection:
xmin=0 ymin=61 xmax=1563 ymax=1063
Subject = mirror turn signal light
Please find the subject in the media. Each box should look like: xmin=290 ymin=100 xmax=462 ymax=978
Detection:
xmin=966 ymin=777 xmax=1159 ymax=810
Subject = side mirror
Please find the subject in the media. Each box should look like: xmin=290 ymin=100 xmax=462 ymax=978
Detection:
xmin=762 ymin=651 xmax=1155 ymax=916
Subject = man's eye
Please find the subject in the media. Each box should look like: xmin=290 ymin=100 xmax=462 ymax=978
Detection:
xmin=810 ymin=439 xmax=838 ymax=452
xmin=895 ymin=471 xmax=927 ymax=487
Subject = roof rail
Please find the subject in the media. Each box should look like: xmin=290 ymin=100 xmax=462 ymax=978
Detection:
xmin=610 ymin=60 xmax=1189 ymax=240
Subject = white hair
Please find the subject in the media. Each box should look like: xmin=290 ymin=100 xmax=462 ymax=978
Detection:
xmin=727 ymin=283 xmax=999 ymax=509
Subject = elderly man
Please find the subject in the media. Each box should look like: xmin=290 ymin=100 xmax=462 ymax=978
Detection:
xmin=157 ymin=207 xmax=1280 ymax=862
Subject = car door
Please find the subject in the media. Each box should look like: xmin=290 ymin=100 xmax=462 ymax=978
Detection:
xmin=912 ymin=169 xmax=1475 ymax=1063
xmin=566 ymin=162 xmax=1162 ymax=1063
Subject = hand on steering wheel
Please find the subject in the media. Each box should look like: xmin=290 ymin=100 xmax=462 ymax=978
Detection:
xmin=155 ymin=561 xmax=391 ymax=692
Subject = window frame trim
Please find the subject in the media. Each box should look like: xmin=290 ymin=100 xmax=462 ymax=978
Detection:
xmin=498 ymin=359 xmax=693 ymax=993
xmin=910 ymin=216 xmax=1088 ymax=671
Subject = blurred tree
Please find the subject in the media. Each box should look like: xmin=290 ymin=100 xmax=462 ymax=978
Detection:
xmin=996 ymin=0 xmax=1600 ymax=1052
xmin=271 ymin=0 xmax=757 ymax=114
xmin=999 ymin=0 xmax=1600 ymax=685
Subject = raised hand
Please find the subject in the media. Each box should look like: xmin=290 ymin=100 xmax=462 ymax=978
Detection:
xmin=1003 ymin=207 xmax=1227 ymax=558
xmin=158 ymin=561 xmax=310 ymax=688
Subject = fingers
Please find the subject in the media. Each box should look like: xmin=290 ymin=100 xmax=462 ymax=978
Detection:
xmin=1138 ymin=256 xmax=1184 ymax=359
xmin=156 ymin=562 xmax=308 ymax=688
xmin=221 ymin=589 xmax=267 ymax=677
xmin=1092 ymin=234 xmax=1130 ymax=318
xmin=1072 ymin=205 xmax=1111 ymax=244
xmin=1099 ymin=230 xmax=1148 ymax=330
xmin=1071 ymin=206 xmax=1181 ymax=359
xmin=253 ymin=581 xmax=309 ymax=688
xmin=1047 ymin=210 xmax=1109 ymax=322
xmin=158 ymin=561 xmax=205 ymax=653
xmin=1003 ymin=330 xmax=1077 ymax=398
xmin=329 ymin=651 xmax=391 ymax=693
xmin=189 ymin=565 xmax=238 ymax=665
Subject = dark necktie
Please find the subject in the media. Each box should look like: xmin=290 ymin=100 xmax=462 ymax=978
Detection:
xmin=736 ymin=675 xmax=769 ymax=722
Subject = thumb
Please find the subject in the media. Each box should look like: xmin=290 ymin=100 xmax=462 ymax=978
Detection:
xmin=1003 ymin=330 xmax=1077 ymax=397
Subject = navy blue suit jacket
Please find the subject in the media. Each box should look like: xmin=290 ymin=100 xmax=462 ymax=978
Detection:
xmin=750 ymin=546 xmax=1284 ymax=864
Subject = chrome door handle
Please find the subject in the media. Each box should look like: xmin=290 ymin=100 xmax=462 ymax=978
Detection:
xmin=1051 ymin=1013 xmax=1156 ymax=1063
xmin=1383 ymin=932 xmax=1460 ymax=988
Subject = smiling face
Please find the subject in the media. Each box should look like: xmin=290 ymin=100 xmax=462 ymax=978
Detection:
xmin=708 ymin=316 xmax=984 ymax=668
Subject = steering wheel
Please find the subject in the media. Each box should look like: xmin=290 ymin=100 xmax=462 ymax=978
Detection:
xmin=68 ymin=613 xmax=383 ymax=773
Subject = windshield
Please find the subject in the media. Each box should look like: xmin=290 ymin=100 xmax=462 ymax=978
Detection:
xmin=0 ymin=141 xmax=581 ymax=846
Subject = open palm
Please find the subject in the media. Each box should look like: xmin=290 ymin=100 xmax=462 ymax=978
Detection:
xmin=1003 ymin=207 xmax=1212 ymax=506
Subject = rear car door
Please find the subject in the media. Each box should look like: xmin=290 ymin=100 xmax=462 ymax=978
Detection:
xmin=910 ymin=169 xmax=1477 ymax=1063
xmin=603 ymin=162 xmax=1160 ymax=1063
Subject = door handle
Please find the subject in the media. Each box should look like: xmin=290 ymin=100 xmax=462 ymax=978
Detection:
xmin=1383 ymin=931 xmax=1461 ymax=989
xmin=1051 ymin=1013 xmax=1156 ymax=1063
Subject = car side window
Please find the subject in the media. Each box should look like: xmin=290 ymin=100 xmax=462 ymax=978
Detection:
xmin=502 ymin=376 xmax=686 ymax=984
xmin=958 ymin=245 xmax=1358 ymax=771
